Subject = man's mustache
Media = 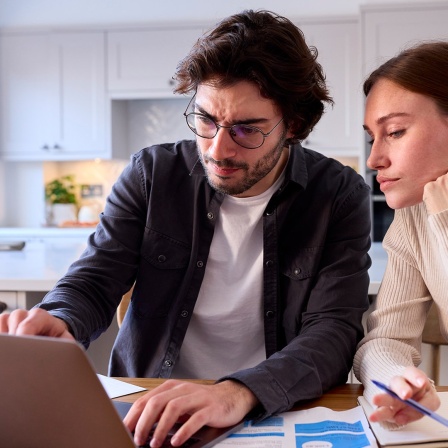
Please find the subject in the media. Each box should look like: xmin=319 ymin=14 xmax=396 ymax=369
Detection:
xmin=202 ymin=155 xmax=248 ymax=170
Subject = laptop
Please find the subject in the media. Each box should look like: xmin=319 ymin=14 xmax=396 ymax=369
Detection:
xmin=0 ymin=333 xmax=244 ymax=448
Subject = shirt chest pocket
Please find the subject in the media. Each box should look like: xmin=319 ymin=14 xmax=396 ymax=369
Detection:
xmin=280 ymin=246 xmax=322 ymax=338
xmin=133 ymin=229 xmax=191 ymax=318
xmin=141 ymin=228 xmax=191 ymax=269
xmin=281 ymin=246 xmax=321 ymax=281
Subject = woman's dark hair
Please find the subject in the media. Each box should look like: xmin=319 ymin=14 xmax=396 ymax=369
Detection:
xmin=174 ymin=9 xmax=333 ymax=143
xmin=364 ymin=41 xmax=448 ymax=115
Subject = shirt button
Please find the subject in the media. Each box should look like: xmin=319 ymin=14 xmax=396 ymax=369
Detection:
xmin=293 ymin=268 xmax=301 ymax=276
xmin=266 ymin=310 xmax=275 ymax=318
xmin=164 ymin=360 xmax=173 ymax=367
xmin=157 ymin=255 xmax=166 ymax=263
xmin=207 ymin=212 xmax=214 ymax=220
xmin=197 ymin=261 xmax=204 ymax=268
xmin=265 ymin=260 xmax=274 ymax=267
xmin=180 ymin=310 xmax=189 ymax=318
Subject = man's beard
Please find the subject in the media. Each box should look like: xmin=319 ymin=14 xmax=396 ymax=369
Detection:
xmin=198 ymin=130 xmax=288 ymax=196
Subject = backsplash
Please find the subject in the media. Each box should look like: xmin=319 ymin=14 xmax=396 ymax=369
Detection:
xmin=44 ymin=159 xmax=128 ymax=212
xmin=126 ymin=98 xmax=192 ymax=149
xmin=111 ymin=97 xmax=192 ymax=154
xmin=1 ymin=159 xmax=128 ymax=228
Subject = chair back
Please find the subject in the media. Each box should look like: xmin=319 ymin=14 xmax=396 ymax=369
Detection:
xmin=422 ymin=303 xmax=447 ymax=346
xmin=117 ymin=286 xmax=133 ymax=327
xmin=422 ymin=303 xmax=448 ymax=385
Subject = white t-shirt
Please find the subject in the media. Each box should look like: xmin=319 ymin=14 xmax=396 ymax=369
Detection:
xmin=172 ymin=171 xmax=286 ymax=379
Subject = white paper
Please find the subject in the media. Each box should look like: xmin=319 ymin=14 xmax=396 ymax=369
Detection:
xmin=215 ymin=405 xmax=378 ymax=447
xmin=359 ymin=393 xmax=448 ymax=447
xmin=97 ymin=374 xmax=146 ymax=399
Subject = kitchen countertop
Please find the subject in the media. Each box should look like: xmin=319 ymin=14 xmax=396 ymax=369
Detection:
xmin=0 ymin=237 xmax=88 ymax=291
xmin=0 ymin=229 xmax=387 ymax=294
xmin=368 ymin=242 xmax=387 ymax=296
xmin=0 ymin=226 xmax=95 ymax=239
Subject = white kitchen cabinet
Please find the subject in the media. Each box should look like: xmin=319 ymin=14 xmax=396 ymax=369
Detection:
xmin=107 ymin=25 xmax=207 ymax=97
xmin=0 ymin=31 xmax=119 ymax=161
xmin=297 ymin=18 xmax=363 ymax=174
xmin=362 ymin=2 xmax=448 ymax=76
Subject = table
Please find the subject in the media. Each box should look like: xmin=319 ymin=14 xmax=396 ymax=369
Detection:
xmin=114 ymin=378 xmax=448 ymax=411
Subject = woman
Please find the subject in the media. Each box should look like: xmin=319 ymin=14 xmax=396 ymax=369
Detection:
xmin=354 ymin=41 xmax=448 ymax=428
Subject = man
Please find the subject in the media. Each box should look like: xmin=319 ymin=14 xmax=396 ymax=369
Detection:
xmin=0 ymin=10 xmax=371 ymax=447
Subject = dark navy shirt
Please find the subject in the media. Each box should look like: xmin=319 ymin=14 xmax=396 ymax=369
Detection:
xmin=39 ymin=140 xmax=371 ymax=418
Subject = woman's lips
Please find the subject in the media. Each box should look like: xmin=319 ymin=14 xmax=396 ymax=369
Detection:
xmin=377 ymin=175 xmax=399 ymax=192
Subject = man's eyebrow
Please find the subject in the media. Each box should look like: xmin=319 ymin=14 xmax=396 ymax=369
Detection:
xmin=194 ymin=102 xmax=269 ymax=125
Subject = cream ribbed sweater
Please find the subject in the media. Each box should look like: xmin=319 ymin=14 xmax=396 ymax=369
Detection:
xmin=353 ymin=201 xmax=448 ymax=405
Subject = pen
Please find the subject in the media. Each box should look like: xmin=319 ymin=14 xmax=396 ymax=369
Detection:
xmin=372 ymin=379 xmax=448 ymax=427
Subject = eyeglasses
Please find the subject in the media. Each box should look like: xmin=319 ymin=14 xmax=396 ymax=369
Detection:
xmin=183 ymin=97 xmax=284 ymax=150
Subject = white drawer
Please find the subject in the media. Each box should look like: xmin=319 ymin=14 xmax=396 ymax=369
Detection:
xmin=0 ymin=291 xmax=18 ymax=312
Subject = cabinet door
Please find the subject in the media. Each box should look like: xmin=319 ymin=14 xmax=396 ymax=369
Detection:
xmin=298 ymin=20 xmax=362 ymax=161
xmin=107 ymin=26 xmax=205 ymax=96
xmin=0 ymin=31 xmax=107 ymax=161
xmin=0 ymin=33 xmax=58 ymax=159
xmin=55 ymin=32 xmax=107 ymax=159
xmin=362 ymin=3 xmax=448 ymax=76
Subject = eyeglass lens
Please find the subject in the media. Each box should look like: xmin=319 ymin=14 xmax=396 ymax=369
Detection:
xmin=186 ymin=114 xmax=265 ymax=149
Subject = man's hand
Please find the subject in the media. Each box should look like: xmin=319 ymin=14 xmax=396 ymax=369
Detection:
xmin=423 ymin=172 xmax=448 ymax=215
xmin=0 ymin=308 xmax=74 ymax=340
xmin=123 ymin=379 xmax=259 ymax=447
xmin=369 ymin=366 xmax=440 ymax=426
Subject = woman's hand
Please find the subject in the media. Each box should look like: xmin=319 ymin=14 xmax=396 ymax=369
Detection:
xmin=369 ymin=366 xmax=440 ymax=426
xmin=423 ymin=172 xmax=448 ymax=215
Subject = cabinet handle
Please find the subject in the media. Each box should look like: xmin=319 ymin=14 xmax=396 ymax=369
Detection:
xmin=168 ymin=78 xmax=175 ymax=86
xmin=41 ymin=144 xmax=50 ymax=151
xmin=53 ymin=144 xmax=62 ymax=150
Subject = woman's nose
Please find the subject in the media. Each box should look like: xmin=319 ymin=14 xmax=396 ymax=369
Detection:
xmin=366 ymin=141 xmax=388 ymax=171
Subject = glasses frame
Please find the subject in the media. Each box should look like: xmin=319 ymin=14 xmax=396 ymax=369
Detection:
xmin=183 ymin=95 xmax=284 ymax=150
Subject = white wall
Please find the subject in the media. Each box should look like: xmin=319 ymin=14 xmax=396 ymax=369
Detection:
xmin=3 ymin=162 xmax=46 ymax=227
xmin=0 ymin=0 xmax=443 ymax=28
xmin=0 ymin=161 xmax=4 ymax=225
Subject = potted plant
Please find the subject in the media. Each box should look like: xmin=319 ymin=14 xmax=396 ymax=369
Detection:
xmin=45 ymin=175 xmax=78 ymax=226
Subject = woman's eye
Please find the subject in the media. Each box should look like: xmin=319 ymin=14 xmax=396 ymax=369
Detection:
xmin=389 ymin=129 xmax=405 ymax=138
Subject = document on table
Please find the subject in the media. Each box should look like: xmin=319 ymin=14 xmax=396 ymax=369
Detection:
xmin=97 ymin=374 xmax=146 ymax=399
xmin=358 ymin=392 xmax=448 ymax=447
xmin=215 ymin=405 xmax=378 ymax=447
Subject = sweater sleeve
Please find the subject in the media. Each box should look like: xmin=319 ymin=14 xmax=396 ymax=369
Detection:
xmin=353 ymin=208 xmax=433 ymax=405
xmin=428 ymin=210 xmax=448 ymax=276
xmin=424 ymin=173 xmax=448 ymax=275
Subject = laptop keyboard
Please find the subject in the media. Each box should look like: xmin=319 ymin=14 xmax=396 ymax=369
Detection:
xmin=113 ymin=402 xmax=202 ymax=447
xmin=139 ymin=435 xmax=200 ymax=447
xmin=138 ymin=423 xmax=201 ymax=447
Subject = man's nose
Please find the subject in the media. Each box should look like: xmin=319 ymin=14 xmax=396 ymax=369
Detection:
xmin=207 ymin=128 xmax=239 ymax=160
